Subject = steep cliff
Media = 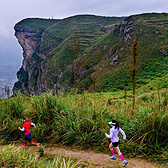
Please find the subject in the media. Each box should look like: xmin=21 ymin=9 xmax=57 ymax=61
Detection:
xmin=14 ymin=18 xmax=60 ymax=95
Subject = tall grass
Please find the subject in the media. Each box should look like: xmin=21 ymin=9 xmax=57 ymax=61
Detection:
xmin=0 ymin=145 xmax=85 ymax=168
xmin=0 ymin=88 xmax=168 ymax=162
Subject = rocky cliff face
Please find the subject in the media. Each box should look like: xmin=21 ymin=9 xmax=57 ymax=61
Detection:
xmin=14 ymin=25 xmax=40 ymax=95
xmin=15 ymin=25 xmax=41 ymax=61
xmin=114 ymin=16 xmax=135 ymax=42
xmin=13 ymin=18 xmax=59 ymax=95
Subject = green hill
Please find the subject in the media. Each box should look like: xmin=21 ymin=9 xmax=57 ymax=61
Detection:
xmin=13 ymin=13 xmax=168 ymax=95
xmin=83 ymin=13 xmax=168 ymax=92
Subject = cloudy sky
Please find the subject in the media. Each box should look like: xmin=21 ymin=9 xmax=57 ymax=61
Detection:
xmin=0 ymin=0 xmax=168 ymax=67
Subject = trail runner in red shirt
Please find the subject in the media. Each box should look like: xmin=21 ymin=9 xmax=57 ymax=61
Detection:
xmin=19 ymin=117 xmax=39 ymax=148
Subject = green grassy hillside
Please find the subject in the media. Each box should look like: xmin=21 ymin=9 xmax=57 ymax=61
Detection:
xmin=77 ymin=13 xmax=168 ymax=92
xmin=13 ymin=13 xmax=168 ymax=95
xmin=15 ymin=18 xmax=59 ymax=32
xmin=40 ymin=13 xmax=168 ymax=93
xmin=40 ymin=15 xmax=124 ymax=89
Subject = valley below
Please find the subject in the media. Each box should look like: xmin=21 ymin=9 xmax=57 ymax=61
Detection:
xmin=0 ymin=64 xmax=19 ymax=98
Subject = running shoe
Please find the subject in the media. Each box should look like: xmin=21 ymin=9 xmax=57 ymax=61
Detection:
xmin=21 ymin=144 xmax=26 ymax=148
xmin=123 ymin=161 xmax=128 ymax=167
xmin=110 ymin=156 xmax=116 ymax=160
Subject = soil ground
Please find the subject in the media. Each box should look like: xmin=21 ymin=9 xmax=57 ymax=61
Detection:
xmin=33 ymin=144 xmax=167 ymax=168
xmin=1 ymin=144 xmax=167 ymax=168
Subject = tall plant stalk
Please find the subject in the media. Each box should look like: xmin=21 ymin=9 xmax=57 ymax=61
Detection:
xmin=129 ymin=38 xmax=140 ymax=110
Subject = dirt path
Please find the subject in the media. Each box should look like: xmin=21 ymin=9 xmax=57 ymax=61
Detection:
xmin=1 ymin=144 xmax=167 ymax=168
xmin=42 ymin=144 xmax=167 ymax=168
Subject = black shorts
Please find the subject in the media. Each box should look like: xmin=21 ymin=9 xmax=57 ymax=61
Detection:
xmin=112 ymin=141 xmax=119 ymax=147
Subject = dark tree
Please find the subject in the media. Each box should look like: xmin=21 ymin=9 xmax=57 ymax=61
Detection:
xmin=129 ymin=38 xmax=140 ymax=109
xmin=66 ymin=36 xmax=83 ymax=88
xmin=66 ymin=36 xmax=99 ymax=91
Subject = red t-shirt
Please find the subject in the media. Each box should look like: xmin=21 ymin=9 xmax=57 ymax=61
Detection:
xmin=23 ymin=122 xmax=32 ymax=135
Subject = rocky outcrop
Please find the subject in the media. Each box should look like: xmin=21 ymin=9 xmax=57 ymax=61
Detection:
xmin=114 ymin=17 xmax=135 ymax=42
xmin=160 ymin=48 xmax=167 ymax=55
xmin=14 ymin=25 xmax=42 ymax=69
xmin=110 ymin=55 xmax=119 ymax=66
xmin=102 ymin=27 xmax=111 ymax=33
xmin=14 ymin=25 xmax=41 ymax=94
xmin=13 ymin=18 xmax=59 ymax=95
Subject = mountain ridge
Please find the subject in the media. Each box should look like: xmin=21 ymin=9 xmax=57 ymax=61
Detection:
xmin=13 ymin=13 xmax=168 ymax=95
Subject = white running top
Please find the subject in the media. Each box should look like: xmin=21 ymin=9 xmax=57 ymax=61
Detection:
xmin=106 ymin=126 xmax=126 ymax=143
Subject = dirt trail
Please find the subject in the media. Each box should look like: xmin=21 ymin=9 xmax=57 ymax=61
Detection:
xmin=42 ymin=145 xmax=167 ymax=168
xmin=2 ymin=144 xmax=167 ymax=168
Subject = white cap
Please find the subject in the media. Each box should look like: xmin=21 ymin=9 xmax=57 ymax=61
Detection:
xmin=108 ymin=121 xmax=116 ymax=125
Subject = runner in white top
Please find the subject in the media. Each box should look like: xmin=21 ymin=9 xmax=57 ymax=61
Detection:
xmin=105 ymin=120 xmax=128 ymax=167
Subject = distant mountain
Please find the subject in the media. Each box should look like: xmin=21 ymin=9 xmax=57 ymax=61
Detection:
xmin=13 ymin=13 xmax=168 ymax=95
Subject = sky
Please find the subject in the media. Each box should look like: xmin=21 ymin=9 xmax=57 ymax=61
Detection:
xmin=0 ymin=0 xmax=168 ymax=68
